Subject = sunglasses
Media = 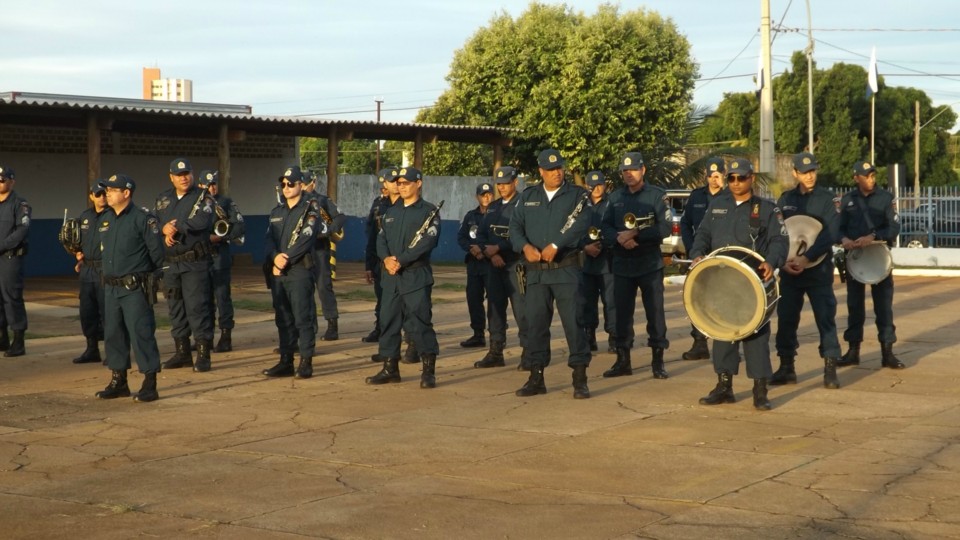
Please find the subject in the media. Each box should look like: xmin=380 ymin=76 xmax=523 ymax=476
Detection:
xmin=280 ymin=181 xmax=300 ymax=188
xmin=395 ymin=180 xmax=417 ymax=187
xmin=727 ymin=175 xmax=752 ymax=183
xmin=93 ymin=192 xmax=107 ymax=197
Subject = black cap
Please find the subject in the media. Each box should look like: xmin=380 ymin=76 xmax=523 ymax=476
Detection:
xmin=396 ymin=167 xmax=422 ymax=181
xmin=494 ymin=166 xmax=518 ymax=183
xmin=585 ymin=170 xmax=605 ymax=187
xmin=102 ymin=174 xmax=136 ymax=191
xmin=90 ymin=181 xmax=106 ymax=195
xmin=704 ymin=157 xmax=726 ymax=175
xmin=198 ymin=170 xmax=218 ymax=185
xmin=792 ymin=152 xmax=819 ymax=173
xmin=476 ymin=182 xmax=494 ymax=195
xmin=378 ymin=167 xmax=399 ymax=183
xmin=726 ymin=159 xmax=754 ymax=177
xmin=853 ymin=160 xmax=877 ymax=176
xmin=619 ymin=152 xmax=644 ymax=171
xmin=537 ymin=149 xmax=565 ymax=170
xmin=169 ymin=158 xmax=192 ymax=175
xmin=0 ymin=165 xmax=14 ymax=180
xmin=279 ymin=166 xmax=304 ymax=183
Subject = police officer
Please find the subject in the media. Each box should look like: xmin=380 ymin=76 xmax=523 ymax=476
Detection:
xmin=363 ymin=167 xmax=400 ymax=343
xmin=577 ymin=170 xmax=617 ymax=353
xmin=599 ymin=152 xmax=672 ymax=380
xmin=679 ymin=156 xmax=726 ymax=360
xmin=95 ymin=174 xmax=165 ymax=403
xmin=837 ymin=160 xmax=904 ymax=369
xmin=690 ymin=160 xmax=788 ymax=410
xmin=456 ymin=182 xmax=493 ymax=348
xmin=303 ymin=173 xmax=346 ymax=341
xmin=198 ymin=171 xmax=246 ymax=353
xmin=72 ymin=181 xmax=109 ymax=364
xmin=366 ymin=166 xmax=442 ymax=388
xmin=474 ymin=166 xmax=527 ymax=369
xmin=155 ymin=158 xmax=216 ymax=372
xmin=262 ymin=166 xmax=321 ymax=379
xmin=0 ymin=165 xmax=30 ymax=358
xmin=510 ymin=149 xmax=592 ymax=398
xmin=771 ymin=152 xmax=843 ymax=389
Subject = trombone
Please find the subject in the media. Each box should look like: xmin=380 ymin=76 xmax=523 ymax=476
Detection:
xmin=623 ymin=212 xmax=654 ymax=230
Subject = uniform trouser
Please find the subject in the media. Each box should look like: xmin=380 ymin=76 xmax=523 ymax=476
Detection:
xmin=210 ymin=254 xmax=235 ymax=330
xmin=713 ymin=322 xmax=772 ymax=380
xmin=577 ymin=270 xmax=616 ymax=337
xmin=485 ymin=262 xmax=527 ymax=347
xmin=272 ymin=274 xmax=317 ymax=358
xmin=0 ymin=255 xmax=27 ymax=331
xmin=78 ymin=278 xmax=105 ymax=339
xmin=378 ymin=284 xmax=439 ymax=359
xmin=164 ymin=261 xmax=214 ymax=341
xmin=843 ymin=275 xmax=897 ymax=344
xmin=465 ymin=271 xmax=487 ymax=333
xmin=613 ymin=269 xmax=669 ymax=349
xmin=775 ymin=280 xmax=842 ymax=358
xmin=371 ymin=265 xmax=383 ymax=328
xmin=104 ymin=285 xmax=160 ymax=373
xmin=524 ymin=280 xmax=591 ymax=368
xmin=314 ymin=246 xmax=339 ymax=319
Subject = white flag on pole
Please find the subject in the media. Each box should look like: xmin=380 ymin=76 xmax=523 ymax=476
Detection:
xmin=867 ymin=46 xmax=879 ymax=96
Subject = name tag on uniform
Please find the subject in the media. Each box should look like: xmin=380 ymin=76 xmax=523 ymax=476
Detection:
xmin=269 ymin=217 xmax=283 ymax=223
xmin=524 ymin=201 xmax=540 ymax=207
xmin=692 ymin=203 xmax=706 ymax=209
xmin=782 ymin=205 xmax=797 ymax=212
xmin=711 ymin=208 xmax=728 ymax=215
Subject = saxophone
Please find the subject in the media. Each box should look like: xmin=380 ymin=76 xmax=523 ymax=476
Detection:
xmin=212 ymin=202 xmax=231 ymax=238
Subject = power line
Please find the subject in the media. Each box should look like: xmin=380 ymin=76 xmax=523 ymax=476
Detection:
xmin=770 ymin=0 xmax=794 ymax=45
xmin=781 ymin=26 xmax=960 ymax=33
xmin=289 ymin=105 xmax=433 ymax=118
xmin=814 ymin=37 xmax=960 ymax=85
xmin=698 ymin=32 xmax=759 ymax=89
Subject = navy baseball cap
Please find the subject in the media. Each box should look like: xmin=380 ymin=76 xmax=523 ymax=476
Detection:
xmin=476 ymin=182 xmax=494 ymax=195
xmin=537 ymin=149 xmax=565 ymax=170
xmin=726 ymin=159 xmax=754 ymax=177
xmin=396 ymin=167 xmax=422 ymax=181
xmin=792 ymin=152 xmax=819 ymax=173
xmin=619 ymin=152 xmax=644 ymax=171
xmin=0 ymin=165 xmax=14 ymax=180
xmin=585 ymin=170 xmax=605 ymax=187
xmin=90 ymin=181 xmax=106 ymax=195
xmin=494 ymin=166 xmax=518 ymax=183
xmin=704 ymin=157 xmax=726 ymax=175
xmin=279 ymin=166 xmax=304 ymax=183
xmin=853 ymin=160 xmax=877 ymax=176
xmin=378 ymin=167 xmax=399 ymax=183
xmin=198 ymin=170 xmax=218 ymax=185
xmin=169 ymin=158 xmax=192 ymax=175
xmin=102 ymin=174 xmax=136 ymax=191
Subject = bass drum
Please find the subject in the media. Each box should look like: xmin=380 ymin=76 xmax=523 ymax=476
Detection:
xmin=846 ymin=242 xmax=893 ymax=285
xmin=683 ymin=246 xmax=780 ymax=342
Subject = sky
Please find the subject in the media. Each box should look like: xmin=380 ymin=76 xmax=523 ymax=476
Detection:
xmin=4 ymin=1 xmax=960 ymax=128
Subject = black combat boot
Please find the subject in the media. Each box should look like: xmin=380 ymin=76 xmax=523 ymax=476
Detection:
xmin=262 ymin=354 xmax=295 ymax=377
xmin=602 ymin=347 xmax=632 ymax=378
xmin=752 ymin=378 xmax=772 ymax=411
xmin=420 ymin=353 xmax=437 ymax=389
xmin=768 ymin=355 xmax=797 ymax=385
xmin=296 ymin=357 xmax=313 ymax=379
xmin=214 ymin=329 xmax=232 ymax=353
xmin=162 ymin=337 xmax=193 ymax=369
xmin=320 ymin=318 xmax=339 ymax=341
xmin=651 ymin=347 xmax=669 ymax=379
xmin=460 ymin=331 xmax=485 ymax=348
xmin=515 ymin=365 xmax=547 ymax=397
xmin=4 ymin=330 xmax=25 ymax=357
xmin=133 ymin=372 xmax=159 ymax=403
xmin=361 ymin=324 xmax=381 ymax=343
xmin=881 ymin=342 xmax=905 ymax=369
xmin=699 ymin=372 xmax=735 ymax=405
xmin=585 ymin=328 xmax=598 ymax=352
xmin=0 ymin=327 xmax=8 ymax=351
xmin=194 ymin=339 xmax=213 ymax=372
xmin=73 ymin=337 xmax=102 ymax=364
xmin=474 ymin=340 xmax=506 ymax=368
xmin=682 ymin=337 xmax=710 ymax=360
xmin=370 ymin=353 xmax=384 ymax=363
xmin=96 ymin=369 xmax=131 ymax=399
xmin=836 ymin=342 xmax=860 ymax=366
xmin=571 ymin=364 xmax=590 ymax=399
xmin=402 ymin=339 xmax=420 ymax=364
xmin=823 ymin=357 xmax=840 ymax=389
xmin=366 ymin=357 xmax=401 ymax=385
xmin=607 ymin=337 xmax=617 ymax=354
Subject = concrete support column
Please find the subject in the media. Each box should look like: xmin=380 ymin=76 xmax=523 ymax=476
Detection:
xmin=218 ymin=123 xmax=231 ymax=195
xmin=86 ymin=114 xmax=100 ymax=195
xmin=326 ymin=127 xmax=339 ymax=202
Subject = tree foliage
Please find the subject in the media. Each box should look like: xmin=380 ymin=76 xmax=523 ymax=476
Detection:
xmin=300 ymin=138 xmax=384 ymax=175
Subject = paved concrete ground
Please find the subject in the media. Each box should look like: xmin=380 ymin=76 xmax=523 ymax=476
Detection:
xmin=2 ymin=262 xmax=959 ymax=539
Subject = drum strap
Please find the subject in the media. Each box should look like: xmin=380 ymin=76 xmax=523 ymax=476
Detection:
xmin=749 ymin=198 xmax=762 ymax=251
xmin=854 ymin=195 xmax=876 ymax=233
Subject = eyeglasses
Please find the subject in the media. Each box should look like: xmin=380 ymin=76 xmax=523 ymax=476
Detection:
xmin=93 ymin=192 xmax=107 ymax=198
xmin=280 ymin=181 xmax=299 ymax=188
xmin=727 ymin=175 xmax=752 ymax=183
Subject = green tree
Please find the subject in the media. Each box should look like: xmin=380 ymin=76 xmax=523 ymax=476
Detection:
xmin=299 ymin=138 xmax=383 ymax=175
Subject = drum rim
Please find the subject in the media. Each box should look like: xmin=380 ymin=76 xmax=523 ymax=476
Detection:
xmin=847 ymin=242 xmax=893 ymax=285
xmin=683 ymin=249 xmax=768 ymax=341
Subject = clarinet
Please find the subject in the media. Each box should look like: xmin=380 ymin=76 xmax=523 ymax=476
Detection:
xmin=408 ymin=200 xmax=445 ymax=249
xmin=287 ymin=200 xmax=314 ymax=249
xmin=187 ymin=186 xmax=209 ymax=219
xmin=559 ymin=192 xmax=589 ymax=234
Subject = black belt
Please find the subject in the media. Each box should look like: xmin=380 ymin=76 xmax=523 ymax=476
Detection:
xmin=524 ymin=254 xmax=581 ymax=271
xmin=104 ymin=273 xmax=144 ymax=290
xmin=165 ymin=243 xmax=211 ymax=263
xmin=1 ymin=246 xmax=27 ymax=258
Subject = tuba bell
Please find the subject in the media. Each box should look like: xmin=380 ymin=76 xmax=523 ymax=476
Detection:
xmin=59 ymin=208 xmax=82 ymax=255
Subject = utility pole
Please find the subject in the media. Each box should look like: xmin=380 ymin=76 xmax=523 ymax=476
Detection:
xmin=805 ymin=0 xmax=815 ymax=152
xmin=914 ymin=100 xmax=920 ymax=204
xmin=759 ymin=0 xmax=776 ymax=174
xmin=375 ymin=98 xmax=384 ymax=172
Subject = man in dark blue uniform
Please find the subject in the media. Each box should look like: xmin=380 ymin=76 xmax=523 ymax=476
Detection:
xmin=199 ymin=171 xmax=246 ymax=353
xmin=771 ymin=152 xmax=843 ymax=389
xmin=366 ymin=166 xmax=442 ymax=388
xmin=95 ymin=174 xmax=165 ymax=403
xmin=679 ymin=157 xmax=726 ymax=360
xmin=690 ymin=160 xmax=788 ymax=410
xmin=510 ymin=149 xmax=592 ymax=398
xmin=474 ymin=166 xmax=527 ymax=369
xmin=837 ymin=160 xmax=904 ymax=369
xmin=600 ymin=152 xmax=673 ymax=380
xmin=155 ymin=158 xmax=216 ymax=372
xmin=457 ymin=182 xmax=494 ymax=348
xmin=577 ymin=170 xmax=617 ymax=353
xmin=304 ymin=173 xmax=346 ymax=341
xmin=72 ymin=181 xmax=109 ymax=364
xmin=0 ymin=165 xmax=30 ymax=358
xmin=362 ymin=167 xmax=400 ymax=343
xmin=262 ymin=166 xmax=321 ymax=379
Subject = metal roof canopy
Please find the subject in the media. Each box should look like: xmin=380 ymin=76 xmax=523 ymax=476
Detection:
xmin=0 ymin=91 xmax=516 ymax=200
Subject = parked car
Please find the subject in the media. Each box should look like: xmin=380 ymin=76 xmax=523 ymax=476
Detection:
xmin=897 ymin=199 xmax=960 ymax=247
xmin=899 ymin=202 xmax=935 ymax=247
xmin=661 ymin=189 xmax=691 ymax=257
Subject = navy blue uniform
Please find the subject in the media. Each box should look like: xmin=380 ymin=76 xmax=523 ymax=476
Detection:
xmin=478 ymin=195 xmax=527 ymax=350
xmin=838 ymin=188 xmax=900 ymax=344
xmin=266 ymin=196 xmax=320 ymax=359
xmin=0 ymin=191 xmax=30 ymax=335
xmin=600 ymin=183 xmax=672 ymax=350
xmin=99 ymin=203 xmax=165 ymax=373
xmin=365 ymin=195 xmax=394 ymax=333
xmin=577 ymin=195 xmax=616 ymax=345
xmin=680 ymin=186 xmax=723 ymax=342
xmin=457 ymin=206 xmax=489 ymax=335
xmin=690 ymin=192 xmax=788 ymax=379
xmin=209 ymin=194 xmax=245 ymax=331
xmin=510 ymin=182 xmax=591 ymax=368
xmin=78 ymin=207 xmax=107 ymax=341
xmin=307 ymin=191 xmax=346 ymax=321
xmin=376 ymin=198 xmax=442 ymax=359
xmin=776 ymin=185 xmax=842 ymax=359
xmin=155 ymin=185 xmax=216 ymax=343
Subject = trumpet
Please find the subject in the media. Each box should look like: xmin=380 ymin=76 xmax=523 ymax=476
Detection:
xmin=623 ymin=212 xmax=654 ymax=231
xmin=213 ymin=202 xmax=231 ymax=237
xmin=468 ymin=224 xmax=479 ymax=239
xmin=587 ymin=226 xmax=601 ymax=241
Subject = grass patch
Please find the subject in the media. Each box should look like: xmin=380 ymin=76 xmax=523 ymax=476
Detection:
xmin=338 ymin=289 xmax=377 ymax=302
xmin=232 ymin=299 xmax=276 ymax=312
xmin=434 ymin=282 xmax=466 ymax=291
